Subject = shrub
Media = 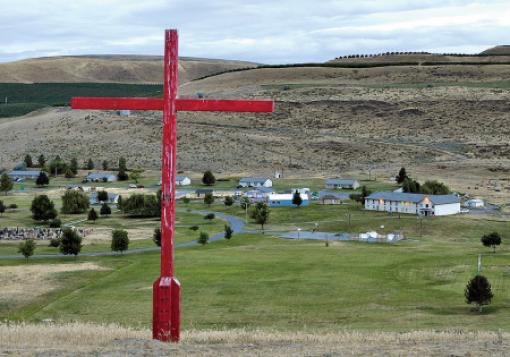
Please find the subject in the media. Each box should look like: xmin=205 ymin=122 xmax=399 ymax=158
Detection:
xmin=198 ymin=232 xmax=209 ymax=245
xmin=202 ymin=170 xmax=216 ymax=186
xmin=35 ymin=172 xmax=50 ymax=186
xmin=153 ymin=228 xmax=161 ymax=247
xmin=119 ymin=193 xmax=160 ymax=217
xmin=61 ymin=190 xmax=89 ymax=214
xmin=224 ymin=196 xmax=234 ymax=206
xmin=111 ymin=229 xmax=129 ymax=253
xmin=59 ymin=228 xmax=82 ymax=257
xmin=48 ymin=238 xmax=61 ymax=247
xmin=48 ymin=218 xmax=62 ymax=228
xmin=189 ymin=225 xmax=199 ymax=231
xmin=204 ymin=193 xmax=214 ymax=206
xmin=87 ymin=208 xmax=98 ymax=222
xmin=100 ymin=203 xmax=111 ymax=216
xmin=204 ymin=213 xmax=215 ymax=222
xmin=97 ymin=191 xmax=108 ymax=202
xmin=224 ymin=225 xmax=233 ymax=239
xmin=18 ymin=239 xmax=36 ymax=261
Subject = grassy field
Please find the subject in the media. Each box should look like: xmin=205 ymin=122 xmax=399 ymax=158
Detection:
xmin=0 ymin=83 xmax=162 ymax=117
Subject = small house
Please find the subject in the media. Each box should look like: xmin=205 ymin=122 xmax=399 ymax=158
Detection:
xmin=318 ymin=191 xmax=350 ymax=204
xmin=239 ymin=177 xmax=273 ymax=188
xmin=176 ymin=176 xmax=191 ymax=186
xmin=8 ymin=170 xmax=42 ymax=180
xmin=326 ymin=178 xmax=360 ymax=190
xmin=268 ymin=193 xmax=309 ymax=207
xmin=195 ymin=188 xmax=214 ymax=198
xmin=85 ymin=172 xmax=117 ymax=183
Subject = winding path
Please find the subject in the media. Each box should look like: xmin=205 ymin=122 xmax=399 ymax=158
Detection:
xmin=0 ymin=209 xmax=245 ymax=260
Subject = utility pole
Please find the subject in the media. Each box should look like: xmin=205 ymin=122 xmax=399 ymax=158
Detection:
xmin=477 ymin=254 xmax=482 ymax=275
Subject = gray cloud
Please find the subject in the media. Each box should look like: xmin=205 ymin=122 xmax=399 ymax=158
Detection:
xmin=0 ymin=0 xmax=509 ymax=63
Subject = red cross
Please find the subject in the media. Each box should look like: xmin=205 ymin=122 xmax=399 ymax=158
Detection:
xmin=71 ymin=29 xmax=274 ymax=342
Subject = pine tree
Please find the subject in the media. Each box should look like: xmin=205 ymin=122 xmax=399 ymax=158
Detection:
xmin=396 ymin=167 xmax=408 ymax=184
xmin=38 ymin=154 xmax=46 ymax=168
xmin=36 ymin=172 xmax=50 ymax=186
xmin=0 ymin=200 xmax=5 ymax=215
xmin=465 ymin=275 xmax=494 ymax=312
xmin=24 ymin=154 xmax=33 ymax=168
xmin=292 ymin=190 xmax=303 ymax=207
xmin=204 ymin=192 xmax=214 ymax=206
xmin=202 ymin=170 xmax=216 ymax=186
xmin=87 ymin=208 xmax=98 ymax=222
xmin=153 ymin=228 xmax=161 ymax=247
xmin=100 ymin=203 xmax=111 ymax=216
xmin=118 ymin=157 xmax=127 ymax=171
xmin=86 ymin=158 xmax=94 ymax=170
xmin=198 ymin=232 xmax=209 ymax=245
xmin=224 ymin=225 xmax=233 ymax=239
xmin=70 ymin=158 xmax=79 ymax=175
xmin=102 ymin=160 xmax=109 ymax=170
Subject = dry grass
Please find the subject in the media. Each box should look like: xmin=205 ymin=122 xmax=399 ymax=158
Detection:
xmin=0 ymin=322 xmax=508 ymax=356
xmin=0 ymin=263 xmax=109 ymax=304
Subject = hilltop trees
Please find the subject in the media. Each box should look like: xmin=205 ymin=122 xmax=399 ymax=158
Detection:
xmin=481 ymin=232 xmax=502 ymax=253
xmin=202 ymin=170 xmax=216 ymax=186
xmin=30 ymin=195 xmax=58 ymax=222
xmin=61 ymin=190 xmax=89 ymax=214
xmin=465 ymin=275 xmax=493 ymax=312
xmin=0 ymin=173 xmax=13 ymax=195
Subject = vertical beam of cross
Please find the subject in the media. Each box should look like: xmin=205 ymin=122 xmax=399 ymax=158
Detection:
xmin=70 ymin=29 xmax=274 ymax=343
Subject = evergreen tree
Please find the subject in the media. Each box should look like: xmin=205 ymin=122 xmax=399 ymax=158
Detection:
xmin=87 ymin=208 xmax=98 ymax=222
xmin=64 ymin=168 xmax=75 ymax=179
xmin=111 ymin=229 xmax=129 ymax=253
xmin=204 ymin=192 xmax=214 ymax=206
xmin=117 ymin=169 xmax=129 ymax=181
xmin=465 ymin=275 xmax=494 ymax=312
xmin=481 ymin=232 xmax=502 ymax=253
xmin=70 ymin=158 xmax=79 ymax=175
xmin=224 ymin=195 xmax=234 ymax=206
xmin=60 ymin=228 xmax=82 ymax=257
xmin=0 ymin=173 xmax=13 ymax=195
xmin=292 ymin=190 xmax=303 ymax=207
xmin=251 ymin=202 xmax=270 ymax=230
xmin=202 ymin=170 xmax=216 ymax=186
xmin=24 ymin=154 xmax=33 ymax=168
xmin=100 ymin=203 xmax=111 ymax=216
xmin=396 ymin=167 xmax=408 ymax=184
xmin=153 ymin=227 xmax=161 ymax=247
xmin=118 ymin=157 xmax=127 ymax=171
xmin=350 ymin=186 xmax=372 ymax=205
xmin=61 ymin=190 xmax=89 ymax=214
xmin=37 ymin=154 xmax=46 ymax=168
xmin=130 ymin=168 xmax=144 ymax=183
xmin=224 ymin=225 xmax=233 ymax=239
xmin=18 ymin=239 xmax=36 ymax=261
xmin=0 ymin=200 xmax=5 ymax=215
xmin=97 ymin=190 xmax=108 ymax=202
xmin=30 ymin=195 xmax=57 ymax=222
xmin=198 ymin=232 xmax=209 ymax=245
xmin=86 ymin=158 xmax=94 ymax=170
xmin=102 ymin=160 xmax=109 ymax=170
xmin=35 ymin=171 xmax=50 ymax=186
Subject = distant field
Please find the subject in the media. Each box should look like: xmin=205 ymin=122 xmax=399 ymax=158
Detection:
xmin=0 ymin=83 xmax=162 ymax=117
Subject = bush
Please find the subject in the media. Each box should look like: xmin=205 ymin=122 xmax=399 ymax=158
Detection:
xmin=153 ymin=228 xmax=161 ymax=247
xmin=224 ymin=225 xmax=233 ymax=239
xmin=100 ymin=203 xmax=111 ymax=216
xmin=202 ymin=171 xmax=216 ymax=186
xmin=189 ymin=225 xmax=199 ymax=231
xmin=224 ymin=196 xmax=234 ymax=206
xmin=48 ymin=218 xmax=62 ymax=228
xmin=119 ymin=193 xmax=160 ymax=217
xmin=204 ymin=193 xmax=214 ymax=206
xmin=35 ymin=171 xmax=50 ymax=186
xmin=117 ymin=169 xmax=129 ymax=181
xmin=8 ymin=203 xmax=17 ymax=209
xmin=61 ymin=190 xmax=89 ymax=214
xmin=181 ymin=197 xmax=190 ymax=204
xmin=198 ymin=232 xmax=209 ymax=245
xmin=48 ymin=238 xmax=60 ymax=247
xmin=97 ymin=191 xmax=108 ymax=202
xmin=59 ymin=228 xmax=82 ymax=257
xmin=111 ymin=229 xmax=129 ymax=253
xmin=204 ymin=213 xmax=215 ymax=222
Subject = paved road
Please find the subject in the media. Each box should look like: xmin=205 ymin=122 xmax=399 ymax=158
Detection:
xmin=0 ymin=209 xmax=245 ymax=260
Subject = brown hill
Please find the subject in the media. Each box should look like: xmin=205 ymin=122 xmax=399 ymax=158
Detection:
xmin=480 ymin=45 xmax=510 ymax=55
xmin=0 ymin=55 xmax=257 ymax=84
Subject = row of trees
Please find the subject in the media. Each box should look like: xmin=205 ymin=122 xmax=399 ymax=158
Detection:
xmin=24 ymin=154 xmax=128 ymax=172
xmin=396 ymin=167 xmax=450 ymax=194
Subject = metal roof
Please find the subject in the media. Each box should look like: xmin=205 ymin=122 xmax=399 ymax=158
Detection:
xmin=86 ymin=172 xmax=117 ymax=179
xmin=8 ymin=170 xmax=42 ymax=176
xmin=239 ymin=177 xmax=271 ymax=183
xmin=367 ymin=192 xmax=460 ymax=204
xmin=176 ymin=176 xmax=190 ymax=181
xmin=326 ymin=178 xmax=359 ymax=185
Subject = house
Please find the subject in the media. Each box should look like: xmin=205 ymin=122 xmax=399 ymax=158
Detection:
xmin=289 ymin=188 xmax=310 ymax=195
xmin=318 ymin=191 xmax=350 ymax=204
xmin=465 ymin=198 xmax=484 ymax=208
xmin=176 ymin=176 xmax=191 ymax=186
xmin=85 ymin=172 xmax=117 ymax=182
xmin=365 ymin=192 xmax=460 ymax=216
xmin=89 ymin=192 xmax=119 ymax=205
xmin=195 ymin=188 xmax=214 ymax=198
xmin=238 ymin=177 xmax=273 ymax=188
xmin=326 ymin=178 xmax=360 ymax=190
xmin=268 ymin=193 xmax=310 ymax=207
xmin=7 ymin=170 xmax=42 ymax=180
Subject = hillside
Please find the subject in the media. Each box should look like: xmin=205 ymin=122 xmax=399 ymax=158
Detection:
xmin=0 ymin=55 xmax=257 ymax=84
xmin=480 ymin=45 xmax=510 ymax=55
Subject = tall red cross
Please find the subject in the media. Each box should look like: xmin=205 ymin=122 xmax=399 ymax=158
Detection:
xmin=71 ymin=29 xmax=274 ymax=342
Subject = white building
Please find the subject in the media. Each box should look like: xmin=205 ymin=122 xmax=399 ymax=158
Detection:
xmin=8 ymin=170 xmax=42 ymax=180
xmin=238 ymin=177 xmax=273 ymax=188
xmin=465 ymin=198 xmax=484 ymax=208
xmin=267 ymin=193 xmax=309 ymax=207
xmin=365 ymin=192 xmax=460 ymax=216
xmin=326 ymin=178 xmax=360 ymax=190
xmin=85 ymin=172 xmax=117 ymax=182
xmin=176 ymin=176 xmax=191 ymax=186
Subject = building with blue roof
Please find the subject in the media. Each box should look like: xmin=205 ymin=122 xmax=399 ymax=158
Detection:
xmin=365 ymin=192 xmax=460 ymax=216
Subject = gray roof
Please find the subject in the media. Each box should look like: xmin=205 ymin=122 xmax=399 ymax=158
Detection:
xmin=319 ymin=191 xmax=351 ymax=200
xmin=256 ymin=187 xmax=274 ymax=193
xmin=326 ymin=178 xmax=359 ymax=185
xmin=86 ymin=172 xmax=116 ymax=179
xmin=8 ymin=170 xmax=42 ymax=176
xmin=239 ymin=177 xmax=271 ymax=183
xmin=367 ymin=192 xmax=460 ymax=204
xmin=176 ymin=175 xmax=189 ymax=181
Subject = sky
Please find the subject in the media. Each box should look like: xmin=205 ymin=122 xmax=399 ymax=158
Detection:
xmin=1 ymin=0 xmax=510 ymax=64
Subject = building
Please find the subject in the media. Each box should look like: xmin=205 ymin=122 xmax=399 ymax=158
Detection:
xmin=268 ymin=193 xmax=310 ymax=207
xmin=7 ymin=170 xmax=42 ymax=180
xmin=195 ymin=188 xmax=214 ymax=198
xmin=85 ymin=172 xmax=117 ymax=182
xmin=318 ymin=191 xmax=350 ymax=204
xmin=365 ymin=192 xmax=460 ymax=216
xmin=89 ymin=192 xmax=120 ymax=205
xmin=176 ymin=176 xmax=191 ymax=186
xmin=238 ymin=177 xmax=273 ymax=188
xmin=465 ymin=198 xmax=484 ymax=208
xmin=326 ymin=178 xmax=360 ymax=190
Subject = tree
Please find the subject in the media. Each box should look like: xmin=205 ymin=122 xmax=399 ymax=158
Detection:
xmin=49 ymin=218 xmax=62 ymax=228
xmin=198 ymin=232 xmax=209 ymax=245
xmin=204 ymin=213 xmax=215 ymax=222
xmin=0 ymin=173 xmax=13 ymax=195
xmin=292 ymin=190 xmax=303 ymax=207
xmin=396 ymin=167 xmax=408 ymax=184
xmin=38 ymin=154 xmax=46 ymax=168
xmin=204 ymin=192 xmax=214 ymax=206
xmin=102 ymin=160 xmax=109 ymax=170
xmin=117 ymin=169 xmax=129 ymax=181
xmin=130 ymin=168 xmax=144 ymax=184
xmin=350 ymin=185 xmax=372 ymax=205
xmin=181 ymin=196 xmax=190 ymax=205
xmin=465 ymin=275 xmax=493 ymax=312
xmin=61 ymin=190 xmax=89 ymax=214
xmin=111 ymin=229 xmax=129 ymax=253
xmin=481 ymin=232 xmax=502 ymax=253
xmin=224 ymin=225 xmax=233 ymax=239
xmin=64 ymin=168 xmax=75 ymax=179
xmin=202 ymin=170 xmax=216 ymax=186
xmin=97 ymin=190 xmax=108 ymax=202
xmin=87 ymin=208 xmax=98 ymax=222
xmin=421 ymin=180 xmax=450 ymax=195
xmin=18 ymin=239 xmax=36 ymax=261
xmin=118 ymin=157 xmax=127 ymax=171
xmin=240 ymin=196 xmax=251 ymax=210
xmin=100 ymin=203 xmax=111 ymax=216
xmin=34 ymin=171 xmax=49 ymax=187
xmin=153 ymin=227 xmax=161 ymax=247
xmin=251 ymin=202 xmax=270 ymax=231
xmin=402 ymin=177 xmax=420 ymax=193
xmin=224 ymin=196 xmax=234 ymax=206
xmin=70 ymin=158 xmax=79 ymax=175
xmin=48 ymin=157 xmax=68 ymax=176
xmin=119 ymin=193 xmax=160 ymax=217
xmin=24 ymin=154 xmax=33 ymax=168
xmin=86 ymin=158 xmax=94 ymax=170
xmin=30 ymin=195 xmax=57 ymax=222
xmin=0 ymin=201 xmax=4 ymax=215
xmin=60 ymin=228 xmax=82 ymax=257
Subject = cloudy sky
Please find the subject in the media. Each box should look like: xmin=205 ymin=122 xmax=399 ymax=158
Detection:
xmin=1 ymin=0 xmax=509 ymax=63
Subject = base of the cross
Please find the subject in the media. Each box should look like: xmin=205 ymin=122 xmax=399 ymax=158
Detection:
xmin=152 ymin=276 xmax=180 ymax=342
